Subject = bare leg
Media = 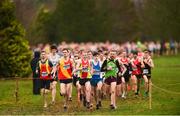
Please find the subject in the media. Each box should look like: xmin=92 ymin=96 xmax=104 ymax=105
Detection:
xmin=51 ymin=81 xmax=57 ymax=103
xmin=60 ymin=83 xmax=67 ymax=108
xmin=143 ymin=75 xmax=149 ymax=92
xmin=85 ymin=81 xmax=91 ymax=108
xmin=96 ymin=81 xmax=102 ymax=109
xmin=121 ymin=77 xmax=126 ymax=98
xmin=68 ymin=83 xmax=72 ymax=101
xmin=76 ymin=81 xmax=81 ymax=105
xmin=110 ymin=82 xmax=117 ymax=108
xmin=131 ymin=75 xmax=137 ymax=93
xmin=116 ymin=83 xmax=121 ymax=97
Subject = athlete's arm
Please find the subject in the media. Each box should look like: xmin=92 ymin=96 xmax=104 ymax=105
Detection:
xmin=140 ymin=58 xmax=145 ymax=68
xmin=120 ymin=62 xmax=127 ymax=76
xmin=48 ymin=60 xmax=53 ymax=68
xmin=54 ymin=59 xmax=60 ymax=73
xmin=71 ymin=59 xmax=76 ymax=74
xmin=74 ymin=60 xmax=82 ymax=72
xmin=101 ymin=60 xmax=107 ymax=72
xmin=116 ymin=60 xmax=126 ymax=76
xmin=148 ymin=59 xmax=154 ymax=68
xmin=48 ymin=60 xmax=56 ymax=77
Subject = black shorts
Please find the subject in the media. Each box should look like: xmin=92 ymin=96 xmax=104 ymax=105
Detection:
xmin=79 ymin=78 xmax=91 ymax=86
xmin=50 ymin=77 xmax=58 ymax=83
xmin=40 ymin=79 xmax=51 ymax=89
xmin=136 ymin=74 xmax=142 ymax=79
xmin=116 ymin=76 xmax=122 ymax=85
xmin=73 ymin=76 xmax=80 ymax=86
xmin=104 ymin=76 xmax=117 ymax=85
xmin=59 ymin=79 xmax=72 ymax=84
xmin=123 ymin=74 xmax=131 ymax=83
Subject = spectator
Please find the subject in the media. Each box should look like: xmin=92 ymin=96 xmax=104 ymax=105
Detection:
xmin=30 ymin=51 xmax=41 ymax=95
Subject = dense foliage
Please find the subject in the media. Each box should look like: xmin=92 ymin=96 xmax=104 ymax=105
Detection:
xmin=0 ymin=0 xmax=32 ymax=77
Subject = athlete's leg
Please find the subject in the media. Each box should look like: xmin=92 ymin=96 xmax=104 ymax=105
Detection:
xmin=41 ymin=88 xmax=47 ymax=107
xmin=91 ymin=86 xmax=95 ymax=105
xmin=60 ymin=83 xmax=67 ymax=108
xmin=76 ymin=81 xmax=81 ymax=104
xmin=131 ymin=75 xmax=137 ymax=93
xmin=41 ymin=80 xmax=50 ymax=108
xmin=85 ymin=81 xmax=91 ymax=108
xmin=136 ymin=75 xmax=141 ymax=94
xmin=110 ymin=81 xmax=117 ymax=108
xmin=68 ymin=82 xmax=72 ymax=101
xmin=116 ymin=84 xmax=121 ymax=97
xmin=148 ymin=78 xmax=152 ymax=93
xmin=121 ymin=77 xmax=126 ymax=98
xmin=96 ymin=81 xmax=102 ymax=108
xmin=102 ymin=82 xmax=107 ymax=98
xmin=67 ymin=82 xmax=72 ymax=99
xmin=143 ymin=75 xmax=148 ymax=93
xmin=51 ymin=81 xmax=57 ymax=103
xmin=66 ymin=82 xmax=72 ymax=106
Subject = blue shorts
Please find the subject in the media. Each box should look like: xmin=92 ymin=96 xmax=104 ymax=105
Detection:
xmin=90 ymin=78 xmax=102 ymax=87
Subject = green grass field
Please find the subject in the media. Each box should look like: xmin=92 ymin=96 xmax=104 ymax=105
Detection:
xmin=0 ymin=55 xmax=180 ymax=115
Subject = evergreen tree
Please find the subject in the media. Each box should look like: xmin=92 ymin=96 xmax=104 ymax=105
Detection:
xmin=50 ymin=0 xmax=102 ymax=42
xmin=0 ymin=0 xmax=32 ymax=77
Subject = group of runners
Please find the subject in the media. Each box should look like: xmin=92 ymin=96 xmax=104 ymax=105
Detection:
xmin=35 ymin=44 xmax=154 ymax=110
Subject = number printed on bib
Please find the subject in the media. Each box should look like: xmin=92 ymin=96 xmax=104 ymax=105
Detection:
xmin=143 ymin=69 xmax=149 ymax=74
xmin=82 ymin=67 xmax=88 ymax=72
xmin=42 ymin=72 xmax=48 ymax=77
xmin=64 ymin=64 xmax=70 ymax=69
xmin=93 ymin=70 xmax=101 ymax=75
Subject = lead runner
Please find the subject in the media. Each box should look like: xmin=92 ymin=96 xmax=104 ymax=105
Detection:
xmin=101 ymin=50 xmax=122 ymax=109
xmin=57 ymin=48 xmax=74 ymax=110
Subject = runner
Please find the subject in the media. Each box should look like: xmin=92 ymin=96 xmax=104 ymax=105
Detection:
xmin=142 ymin=50 xmax=154 ymax=96
xmin=101 ymin=50 xmax=122 ymax=109
xmin=130 ymin=51 xmax=144 ymax=95
xmin=57 ymin=48 xmax=74 ymax=110
xmin=36 ymin=51 xmax=53 ymax=108
xmin=100 ymin=51 xmax=109 ymax=99
xmin=48 ymin=45 xmax=60 ymax=104
xmin=119 ymin=51 xmax=132 ymax=98
xmin=76 ymin=50 xmax=92 ymax=109
xmin=72 ymin=51 xmax=81 ymax=105
xmin=116 ymin=52 xmax=127 ymax=99
xmin=90 ymin=52 xmax=103 ymax=109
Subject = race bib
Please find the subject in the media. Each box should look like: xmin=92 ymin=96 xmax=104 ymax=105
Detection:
xmin=93 ymin=70 xmax=101 ymax=75
xmin=41 ymin=72 xmax=48 ymax=77
xmin=64 ymin=64 xmax=70 ymax=69
xmin=143 ymin=69 xmax=149 ymax=74
xmin=82 ymin=67 xmax=88 ymax=72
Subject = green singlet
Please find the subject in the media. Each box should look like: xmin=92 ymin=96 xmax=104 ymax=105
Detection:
xmin=104 ymin=59 xmax=118 ymax=78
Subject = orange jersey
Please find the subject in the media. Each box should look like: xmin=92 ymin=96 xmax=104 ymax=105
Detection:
xmin=58 ymin=58 xmax=73 ymax=80
xmin=39 ymin=60 xmax=52 ymax=80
